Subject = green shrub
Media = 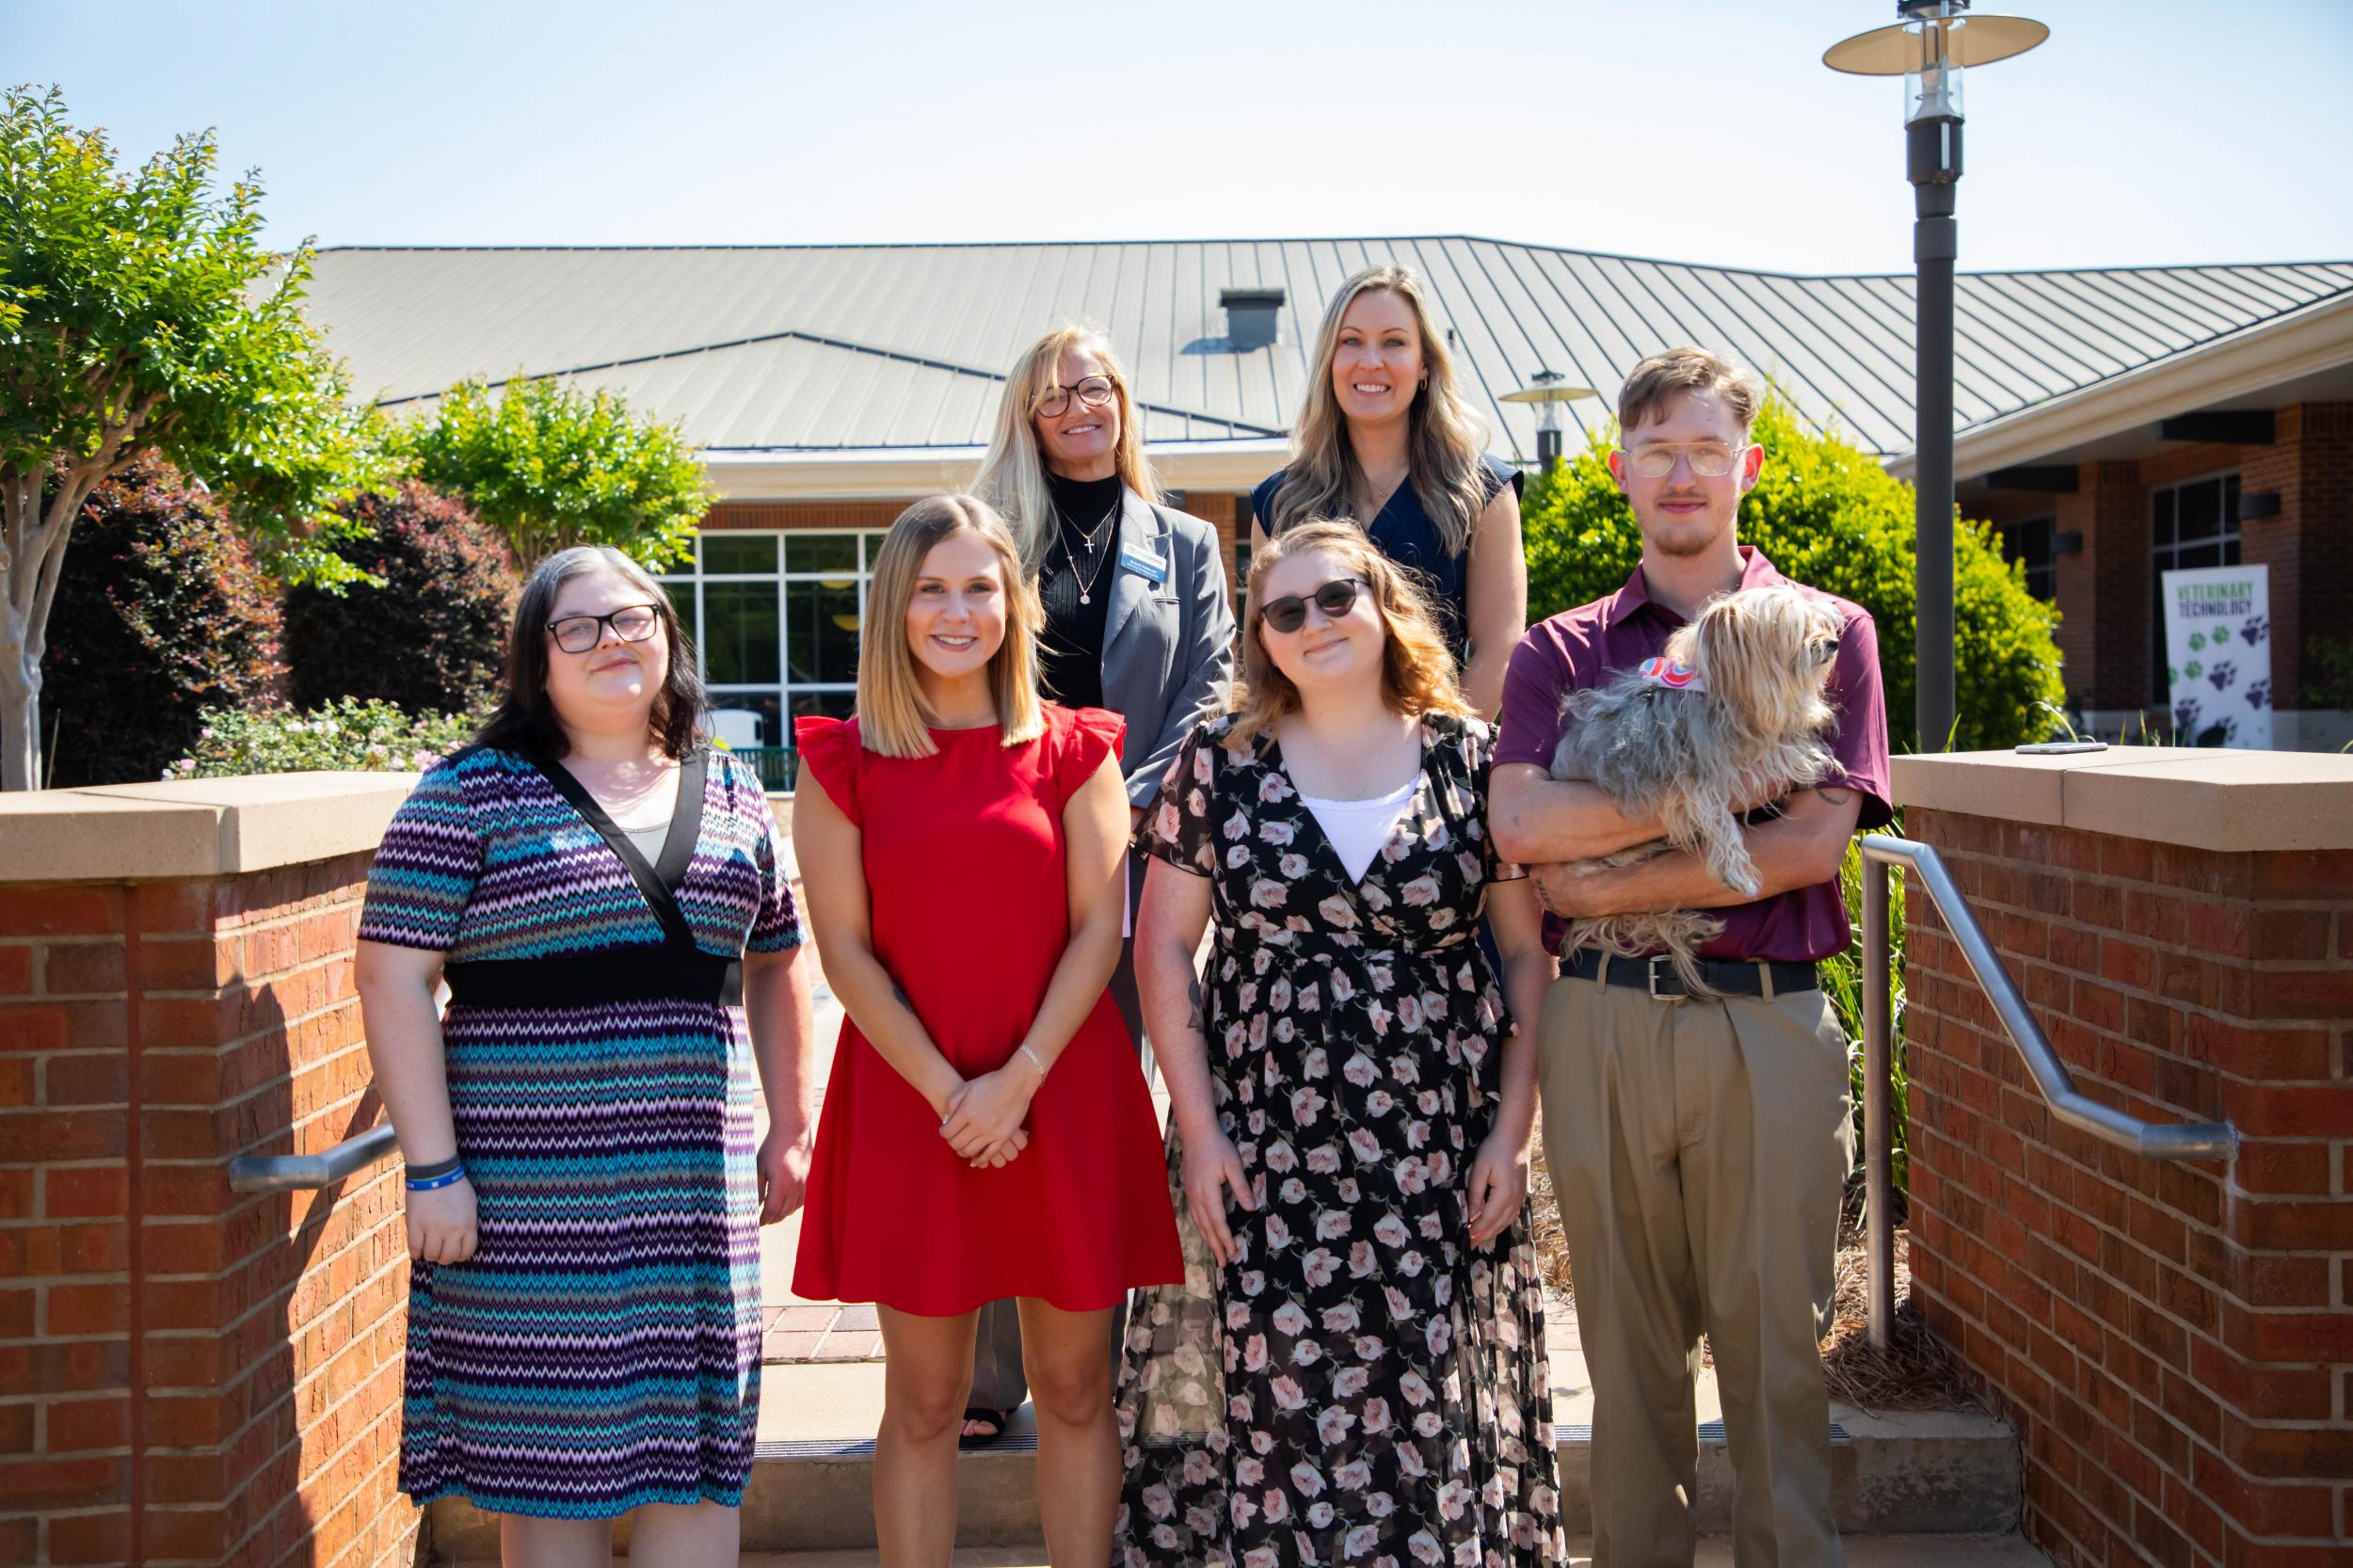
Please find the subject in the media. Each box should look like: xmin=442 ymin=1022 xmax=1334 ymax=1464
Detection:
xmin=1825 ymin=831 xmax=1909 ymax=1215
xmin=283 ymin=481 xmax=519 ymax=715
xmin=396 ymin=375 xmax=710 ymax=568
xmin=168 ymin=696 xmax=483 ymax=779
xmin=1522 ymin=399 xmax=2067 ymax=752
xmin=40 ymin=455 xmax=285 ymax=788
xmin=2309 ymin=635 xmax=2353 ymax=711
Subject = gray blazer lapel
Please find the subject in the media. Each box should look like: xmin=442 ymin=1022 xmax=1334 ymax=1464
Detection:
xmin=1100 ymin=489 xmax=1165 ymax=659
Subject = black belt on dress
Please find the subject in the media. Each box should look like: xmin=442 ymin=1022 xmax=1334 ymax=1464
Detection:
xmin=444 ymin=945 xmax=733 ymax=1008
xmin=1564 ymin=948 xmax=1818 ymax=1000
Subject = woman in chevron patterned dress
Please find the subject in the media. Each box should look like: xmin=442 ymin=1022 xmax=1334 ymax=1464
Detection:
xmin=356 ymin=545 xmax=816 ymax=1567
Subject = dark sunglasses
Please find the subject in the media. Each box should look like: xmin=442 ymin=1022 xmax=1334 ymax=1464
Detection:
xmin=1258 ymin=577 xmax=1368 ymax=634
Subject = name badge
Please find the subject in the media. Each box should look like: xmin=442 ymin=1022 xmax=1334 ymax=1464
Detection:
xmin=1117 ymin=546 xmax=1168 ymax=584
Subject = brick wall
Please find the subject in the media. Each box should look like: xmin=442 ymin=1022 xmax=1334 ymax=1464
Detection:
xmin=1902 ymin=808 xmax=2352 ymax=1567
xmin=0 ymin=856 xmax=416 ymax=1567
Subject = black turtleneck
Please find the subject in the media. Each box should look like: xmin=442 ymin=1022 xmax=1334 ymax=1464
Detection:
xmin=1036 ymin=471 xmax=1123 ymax=710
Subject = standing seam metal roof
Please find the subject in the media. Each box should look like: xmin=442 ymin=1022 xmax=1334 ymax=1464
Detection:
xmin=296 ymin=237 xmax=2353 ymax=462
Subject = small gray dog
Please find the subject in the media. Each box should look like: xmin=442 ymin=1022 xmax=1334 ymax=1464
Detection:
xmin=1549 ymin=583 xmax=1848 ymax=996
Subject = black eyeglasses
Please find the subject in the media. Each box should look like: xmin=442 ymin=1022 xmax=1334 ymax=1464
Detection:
xmin=1032 ymin=375 xmax=1117 ymax=419
xmin=1258 ymin=577 xmax=1367 ymax=634
xmin=547 ymin=603 xmax=662 ymax=654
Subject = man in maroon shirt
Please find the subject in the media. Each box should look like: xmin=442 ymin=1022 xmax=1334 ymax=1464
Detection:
xmin=1492 ymin=348 xmax=1892 ymax=1568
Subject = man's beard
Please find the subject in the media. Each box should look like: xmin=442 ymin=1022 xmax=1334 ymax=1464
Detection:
xmin=1643 ymin=510 xmax=1725 ymax=558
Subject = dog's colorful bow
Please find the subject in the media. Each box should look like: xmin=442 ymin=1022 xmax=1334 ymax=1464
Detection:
xmin=1637 ymin=655 xmax=1706 ymax=692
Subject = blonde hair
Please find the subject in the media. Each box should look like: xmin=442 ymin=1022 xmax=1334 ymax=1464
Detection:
xmin=1226 ymin=519 xmax=1474 ymax=754
xmin=1616 ymin=346 xmax=1761 ymax=437
xmin=856 ymin=495 xmax=1045 ymax=759
xmin=973 ymin=325 xmax=1162 ymax=571
xmin=1262 ymin=265 xmax=1492 ymax=556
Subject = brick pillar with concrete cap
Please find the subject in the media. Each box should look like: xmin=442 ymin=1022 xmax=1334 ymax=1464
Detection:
xmin=1895 ymin=748 xmax=2353 ymax=1568
xmin=0 ymin=774 xmax=422 ymax=1568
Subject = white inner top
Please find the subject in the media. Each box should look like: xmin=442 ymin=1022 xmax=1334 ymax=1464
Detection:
xmin=1299 ymin=776 xmax=1419 ymax=884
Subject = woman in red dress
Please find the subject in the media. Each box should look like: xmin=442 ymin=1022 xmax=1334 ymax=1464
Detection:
xmin=792 ymin=493 xmax=1181 ymax=1567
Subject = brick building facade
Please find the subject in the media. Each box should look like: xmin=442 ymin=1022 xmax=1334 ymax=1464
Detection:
xmin=1971 ymin=401 xmax=2353 ymax=745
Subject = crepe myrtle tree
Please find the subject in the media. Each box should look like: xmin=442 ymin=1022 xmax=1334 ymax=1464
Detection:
xmin=396 ymin=373 xmax=712 ymax=569
xmin=0 ymin=87 xmax=391 ymax=791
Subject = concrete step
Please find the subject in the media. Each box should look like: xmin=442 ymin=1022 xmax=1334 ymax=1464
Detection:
xmin=428 ymin=1358 xmax=2021 ymax=1557
xmin=453 ymin=1533 xmax=2055 ymax=1567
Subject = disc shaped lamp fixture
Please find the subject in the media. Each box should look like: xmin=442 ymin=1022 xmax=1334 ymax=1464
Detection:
xmin=1501 ymin=371 xmax=1599 ymax=472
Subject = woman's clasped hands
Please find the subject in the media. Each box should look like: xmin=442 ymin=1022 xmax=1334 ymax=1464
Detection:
xmin=937 ymin=1055 xmax=1038 ymax=1169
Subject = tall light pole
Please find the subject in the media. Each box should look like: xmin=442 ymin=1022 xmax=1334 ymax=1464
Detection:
xmin=1826 ymin=1 xmax=2047 ymax=752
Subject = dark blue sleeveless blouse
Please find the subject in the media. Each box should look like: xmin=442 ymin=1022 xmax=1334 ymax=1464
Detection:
xmin=1250 ymin=454 xmax=1519 ymax=664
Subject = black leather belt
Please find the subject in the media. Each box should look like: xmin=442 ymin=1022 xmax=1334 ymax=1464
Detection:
xmin=1565 ymin=948 xmax=1818 ymax=1000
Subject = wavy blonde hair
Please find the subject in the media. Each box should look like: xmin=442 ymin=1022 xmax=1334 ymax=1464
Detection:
xmin=973 ymin=325 xmax=1162 ymax=571
xmin=1225 ymin=519 xmax=1474 ymax=754
xmin=856 ymin=494 xmax=1045 ymax=759
xmin=1261 ymin=264 xmax=1492 ymax=555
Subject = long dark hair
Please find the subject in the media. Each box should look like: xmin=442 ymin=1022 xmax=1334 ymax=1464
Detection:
xmin=476 ymin=545 xmax=707 ymax=760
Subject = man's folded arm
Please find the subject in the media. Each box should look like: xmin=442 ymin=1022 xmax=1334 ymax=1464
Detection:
xmin=1490 ymin=761 xmax=1667 ymax=866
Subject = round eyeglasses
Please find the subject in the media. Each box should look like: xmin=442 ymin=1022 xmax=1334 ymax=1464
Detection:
xmin=1622 ymin=442 xmax=1751 ymax=480
xmin=547 ymin=603 xmax=662 ymax=654
xmin=1258 ymin=577 xmax=1367 ymax=634
xmin=1032 ymin=375 xmax=1117 ymax=420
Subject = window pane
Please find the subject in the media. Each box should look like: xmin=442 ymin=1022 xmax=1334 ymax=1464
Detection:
xmin=785 ymin=534 xmax=857 ymax=572
xmin=707 ymin=692 xmax=783 ymax=748
xmin=659 ymin=536 xmax=699 ymax=577
xmin=2178 ymin=479 xmax=2221 ymax=543
xmin=704 ymin=535 xmax=776 ymax=575
xmin=787 ymin=578 xmax=861 ymax=684
xmin=703 ymin=581 xmax=780 ymax=684
xmin=669 ymin=584 xmax=700 ymax=657
xmin=2153 ymin=489 xmax=2175 ymax=547
xmin=791 ymin=690 xmax=856 ymax=721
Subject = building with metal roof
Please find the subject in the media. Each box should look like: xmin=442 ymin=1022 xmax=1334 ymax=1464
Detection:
xmin=298 ymin=237 xmax=2353 ymax=749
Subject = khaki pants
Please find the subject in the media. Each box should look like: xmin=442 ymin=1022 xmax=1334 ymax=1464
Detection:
xmin=1536 ymin=964 xmax=1856 ymax=1568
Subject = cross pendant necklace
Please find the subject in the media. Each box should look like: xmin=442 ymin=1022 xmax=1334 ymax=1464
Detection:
xmin=1063 ymin=495 xmax=1119 ymax=605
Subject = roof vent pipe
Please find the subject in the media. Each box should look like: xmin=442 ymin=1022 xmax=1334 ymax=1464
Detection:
xmin=1219 ymin=287 xmax=1285 ymax=352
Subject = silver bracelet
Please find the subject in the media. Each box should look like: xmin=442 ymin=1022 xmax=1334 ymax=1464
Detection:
xmin=1017 ymin=1043 xmax=1048 ymax=1080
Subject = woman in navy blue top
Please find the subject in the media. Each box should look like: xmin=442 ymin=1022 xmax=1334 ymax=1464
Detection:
xmin=1252 ymin=264 xmax=1527 ymax=716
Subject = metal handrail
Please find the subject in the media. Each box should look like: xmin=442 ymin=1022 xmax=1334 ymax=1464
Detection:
xmin=228 ymin=1122 xmax=401 ymax=1194
xmin=1859 ymin=833 xmax=2237 ymax=1347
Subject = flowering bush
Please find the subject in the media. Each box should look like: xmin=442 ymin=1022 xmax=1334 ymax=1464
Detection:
xmin=169 ymin=697 xmax=484 ymax=779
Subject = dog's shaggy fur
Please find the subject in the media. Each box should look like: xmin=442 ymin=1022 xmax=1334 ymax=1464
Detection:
xmin=1550 ymin=584 xmax=1848 ymax=996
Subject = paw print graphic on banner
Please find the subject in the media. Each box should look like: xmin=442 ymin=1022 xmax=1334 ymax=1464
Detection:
xmin=2240 ymin=615 xmax=2269 ymax=647
xmin=2247 ymin=680 xmax=2271 ymax=710
xmin=2207 ymin=660 xmax=2236 ymax=692
xmin=2175 ymin=697 xmax=2201 ymax=731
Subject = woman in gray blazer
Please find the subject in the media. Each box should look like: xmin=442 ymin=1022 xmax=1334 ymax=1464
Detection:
xmin=963 ymin=324 xmax=1236 ymax=1445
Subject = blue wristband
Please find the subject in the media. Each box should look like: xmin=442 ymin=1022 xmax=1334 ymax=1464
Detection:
xmin=406 ymin=1165 xmax=469 ymax=1192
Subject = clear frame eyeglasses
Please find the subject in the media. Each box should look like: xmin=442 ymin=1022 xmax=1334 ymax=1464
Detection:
xmin=547 ymin=603 xmax=662 ymax=654
xmin=1622 ymin=442 xmax=1751 ymax=480
xmin=1032 ymin=375 xmax=1117 ymax=420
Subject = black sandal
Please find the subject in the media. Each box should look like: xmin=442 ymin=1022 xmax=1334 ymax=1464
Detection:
xmin=957 ymin=1405 xmax=1013 ymax=1449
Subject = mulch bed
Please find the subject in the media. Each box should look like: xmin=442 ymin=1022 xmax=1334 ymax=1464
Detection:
xmin=1529 ymin=1138 xmax=1987 ymax=1416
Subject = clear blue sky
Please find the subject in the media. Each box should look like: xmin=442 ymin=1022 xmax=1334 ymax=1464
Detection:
xmin=4 ymin=0 xmax=2346 ymax=274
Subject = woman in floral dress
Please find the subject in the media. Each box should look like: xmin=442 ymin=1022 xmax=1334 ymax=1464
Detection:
xmin=1116 ymin=520 xmax=1564 ymax=1568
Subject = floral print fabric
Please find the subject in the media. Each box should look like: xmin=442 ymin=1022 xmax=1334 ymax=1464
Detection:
xmin=1114 ymin=712 xmax=1564 ymax=1568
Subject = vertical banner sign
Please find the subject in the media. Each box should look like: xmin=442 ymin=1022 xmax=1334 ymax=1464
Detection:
xmin=2160 ymin=564 xmax=2271 ymax=748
